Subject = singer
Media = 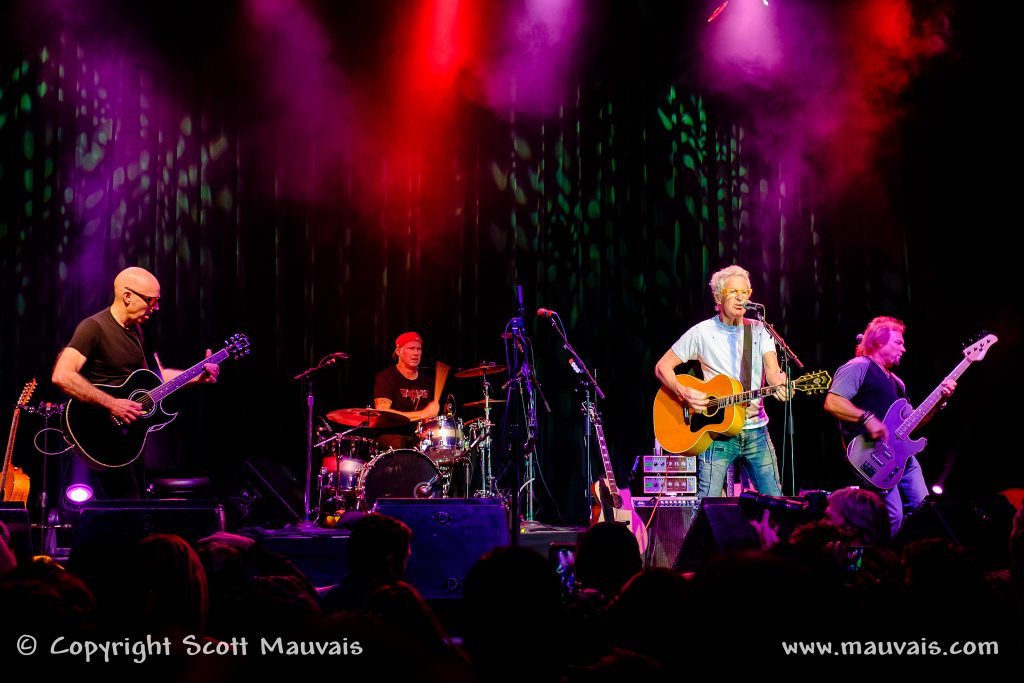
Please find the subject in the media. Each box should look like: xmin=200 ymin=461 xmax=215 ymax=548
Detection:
xmin=654 ymin=264 xmax=790 ymax=498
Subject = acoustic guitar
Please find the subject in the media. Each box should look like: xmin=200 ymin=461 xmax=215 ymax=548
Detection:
xmin=1 ymin=379 xmax=36 ymax=502
xmin=62 ymin=334 xmax=250 ymax=469
xmin=588 ymin=404 xmax=648 ymax=554
xmin=652 ymin=371 xmax=832 ymax=455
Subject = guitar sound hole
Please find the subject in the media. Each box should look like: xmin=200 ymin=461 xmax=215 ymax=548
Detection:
xmin=129 ymin=391 xmax=155 ymax=416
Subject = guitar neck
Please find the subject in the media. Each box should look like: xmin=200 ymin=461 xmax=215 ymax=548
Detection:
xmin=149 ymin=347 xmax=232 ymax=403
xmin=897 ymin=356 xmax=973 ymax=437
xmin=715 ymin=382 xmax=783 ymax=408
xmin=591 ymin=412 xmax=618 ymax=495
xmin=1 ymin=408 xmax=22 ymax=493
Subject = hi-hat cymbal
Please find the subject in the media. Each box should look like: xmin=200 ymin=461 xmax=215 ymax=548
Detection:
xmin=463 ymin=398 xmax=507 ymax=407
xmin=454 ymin=363 xmax=507 ymax=378
xmin=325 ymin=408 xmax=409 ymax=428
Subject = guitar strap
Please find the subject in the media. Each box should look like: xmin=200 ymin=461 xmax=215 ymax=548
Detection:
xmin=740 ymin=320 xmax=753 ymax=391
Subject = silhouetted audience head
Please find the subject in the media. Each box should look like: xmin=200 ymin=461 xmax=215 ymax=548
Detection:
xmin=574 ymin=521 xmax=642 ymax=601
xmin=462 ymin=546 xmax=565 ymax=682
xmin=0 ymin=557 xmax=97 ymax=642
xmin=826 ymin=486 xmax=891 ymax=546
xmin=136 ymin=533 xmax=209 ymax=636
xmin=365 ymin=580 xmax=450 ymax=649
xmin=605 ymin=568 xmax=690 ymax=672
xmin=347 ymin=513 xmax=412 ymax=581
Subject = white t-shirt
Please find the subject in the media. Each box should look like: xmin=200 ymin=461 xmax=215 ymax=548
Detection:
xmin=671 ymin=316 xmax=777 ymax=428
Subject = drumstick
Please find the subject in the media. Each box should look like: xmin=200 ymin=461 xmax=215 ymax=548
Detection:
xmin=434 ymin=361 xmax=449 ymax=404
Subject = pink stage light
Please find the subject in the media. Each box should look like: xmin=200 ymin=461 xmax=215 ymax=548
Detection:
xmin=65 ymin=483 xmax=94 ymax=505
xmin=931 ymin=484 xmax=944 ymax=495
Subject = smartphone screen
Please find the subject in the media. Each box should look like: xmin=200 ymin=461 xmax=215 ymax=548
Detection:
xmin=844 ymin=546 xmax=867 ymax=572
xmin=548 ymin=542 xmax=577 ymax=594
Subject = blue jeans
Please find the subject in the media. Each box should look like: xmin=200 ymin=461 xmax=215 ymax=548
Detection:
xmin=877 ymin=455 xmax=928 ymax=537
xmin=697 ymin=426 xmax=781 ymax=498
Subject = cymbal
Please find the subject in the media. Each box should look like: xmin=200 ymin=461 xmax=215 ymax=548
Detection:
xmin=463 ymin=398 xmax=507 ymax=407
xmin=325 ymin=408 xmax=409 ymax=428
xmin=454 ymin=363 xmax=507 ymax=378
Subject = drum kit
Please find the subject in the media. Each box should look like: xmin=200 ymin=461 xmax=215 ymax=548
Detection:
xmin=314 ymin=362 xmax=507 ymax=523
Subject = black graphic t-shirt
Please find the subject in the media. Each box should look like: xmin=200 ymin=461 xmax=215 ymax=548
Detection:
xmin=373 ymin=365 xmax=432 ymax=413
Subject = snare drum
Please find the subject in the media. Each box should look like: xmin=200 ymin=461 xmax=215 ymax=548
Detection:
xmin=319 ymin=456 xmax=365 ymax=493
xmin=415 ymin=414 xmax=466 ymax=464
xmin=357 ymin=449 xmax=441 ymax=510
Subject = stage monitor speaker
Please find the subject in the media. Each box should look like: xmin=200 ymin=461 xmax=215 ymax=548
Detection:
xmin=0 ymin=502 xmax=34 ymax=563
xmin=374 ymin=498 xmax=510 ymax=600
xmin=672 ymin=497 xmax=819 ymax=572
xmin=71 ymin=500 xmax=224 ymax=551
xmin=893 ymin=494 xmax=1016 ymax=570
xmin=225 ymin=459 xmax=303 ymax=530
xmin=633 ymin=497 xmax=698 ymax=568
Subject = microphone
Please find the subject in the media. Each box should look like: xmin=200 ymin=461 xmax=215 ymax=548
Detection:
xmin=568 ymin=358 xmax=583 ymax=374
xmin=415 ymin=475 xmax=440 ymax=498
xmin=537 ymin=308 xmax=557 ymax=318
xmin=743 ymin=301 xmax=765 ymax=311
xmin=739 ymin=490 xmax=807 ymax=512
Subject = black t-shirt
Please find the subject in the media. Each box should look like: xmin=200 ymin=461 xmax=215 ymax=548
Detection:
xmin=373 ymin=365 xmax=433 ymax=413
xmin=66 ymin=309 xmax=148 ymax=385
xmin=835 ymin=360 xmax=905 ymax=443
xmin=372 ymin=365 xmax=433 ymax=447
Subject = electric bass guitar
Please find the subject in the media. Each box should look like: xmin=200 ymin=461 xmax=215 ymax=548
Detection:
xmin=1 ymin=379 xmax=36 ymax=502
xmin=846 ymin=333 xmax=996 ymax=490
xmin=62 ymin=333 xmax=250 ymax=469
xmin=588 ymin=404 xmax=648 ymax=554
xmin=653 ymin=370 xmax=832 ymax=455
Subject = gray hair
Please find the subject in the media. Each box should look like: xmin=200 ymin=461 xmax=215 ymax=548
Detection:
xmin=709 ymin=265 xmax=751 ymax=302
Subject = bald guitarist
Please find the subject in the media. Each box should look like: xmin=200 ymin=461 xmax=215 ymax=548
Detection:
xmin=655 ymin=265 xmax=789 ymax=498
xmin=52 ymin=267 xmax=219 ymax=498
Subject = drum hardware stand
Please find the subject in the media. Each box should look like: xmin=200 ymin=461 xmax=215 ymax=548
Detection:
xmin=541 ymin=309 xmax=605 ymax=522
xmin=472 ymin=376 xmax=499 ymax=498
xmin=292 ymin=352 xmax=348 ymax=530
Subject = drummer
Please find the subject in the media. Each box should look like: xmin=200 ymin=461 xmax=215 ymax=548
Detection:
xmin=373 ymin=331 xmax=440 ymax=450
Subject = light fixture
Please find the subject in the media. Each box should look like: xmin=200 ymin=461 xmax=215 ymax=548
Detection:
xmin=64 ymin=483 xmax=94 ymax=506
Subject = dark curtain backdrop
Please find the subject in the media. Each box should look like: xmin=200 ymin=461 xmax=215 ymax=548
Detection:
xmin=2 ymin=1 xmax=1019 ymax=526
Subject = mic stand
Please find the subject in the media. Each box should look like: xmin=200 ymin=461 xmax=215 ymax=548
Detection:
xmin=752 ymin=309 xmax=802 ymax=495
xmin=545 ymin=313 xmax=606 ymax=520
xmin=292 ymin=355 xmax=344 ymax=530
xmin=751 ymin=309 xmax=804 ymax=370
xmin=22 ymin=401 xmax=65 ymax=554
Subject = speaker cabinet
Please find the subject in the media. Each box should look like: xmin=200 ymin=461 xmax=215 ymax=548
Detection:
xmin=374 ymin=498 xmax=510 ymax=600
xmin=893 ymin=494 xmax=1016 ymax=570
xmin=71 ymin=500 xmax=224 ymax=550
xmin=672 ymin=497 xmax=819 ymax=572
xmin=225 ymin=459 xmax=303 ymax=530
xmin=633 ymin=497 xmax=698 ymax=568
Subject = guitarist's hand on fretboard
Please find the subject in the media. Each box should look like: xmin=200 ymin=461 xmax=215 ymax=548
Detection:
xmin=155 ymin=350 xmax=220 ymax=384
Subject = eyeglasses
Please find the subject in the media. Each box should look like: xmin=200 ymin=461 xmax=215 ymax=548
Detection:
xmin=722 ymin=288 xmax=753 ymax=299
xmin=124 ymin=287 xmax=160 ymax=307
